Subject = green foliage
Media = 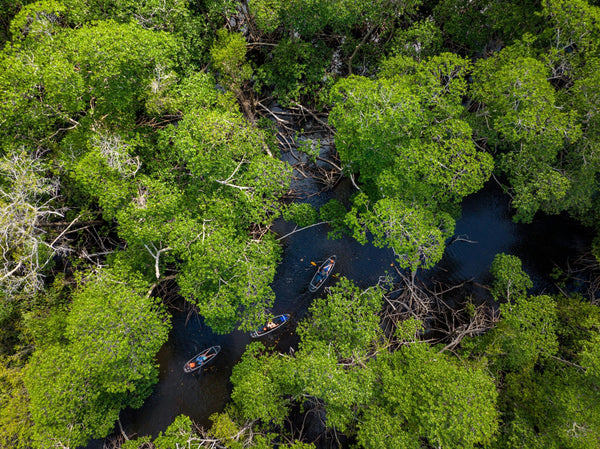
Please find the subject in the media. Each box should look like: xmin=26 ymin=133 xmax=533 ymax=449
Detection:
xmin=328 ymin=54 xmax=491 ymax=270
xmin=499 ymin=364 xmax=600 ymax=449
xmin=371 ymin=343 xmax=499 ymax=448
xmin=24 ymin=268 xmax=170 ymax=447
xmin=389 ymin=18 xmax=442 ymax=61
xmin=21 ymin=274 xmax=71 ymax=348
xmin=489 ymin=295 xmax=559 ymax=372
xmin=0 ymin=42 xmax=85 ymax=146
xmin=297 ymin=277 xmax=383 ymax=358
xmin=318 ymin=199 xmax=348 ymax=239
xmin=70 ymin=133 xmax=138 ymax=220
xmin=59 ymin=0 xmax=194 ymax=32
xmin=230 ymin=291 xmax=498 ymax=445
xmin=292 ymin=342 xmax=375 ymax=431
xmin=60 ymin=20 xmax=178 ymax=125
xmin=9 ymin=0 xmax=66 ymax=42
xmin=164 ymin=107 xmax=290 ymax=223
xmin=281 ymin=202 xmax=318 ymax=227
xmin=0 ymin=19 xmax=178 ymax=145
xmin=356 ymin=406 xmax=420 ymax=449
xmin=151 ymin=415 xmax=197 ymax=449
xmin=580 ymin=331 xmax=600 ymax=380
xmin=63 ymin=70 xmax=291 ymax=335
xmin=285 ymin=442 xmax=315 ymax=449
xmin=210 ymin=29 xmax=252 ymax=93
xmin=3 ymin=1 xmax=600 ymax=447
xmin=555 ymin=294 xmax=600 ymax=361
xmin=433 ymin=0 xmax=543 ymax=53
xmin=473 ymin=51 xmax=580 ymax=152
xmin=393 ymin=317 xmax=424 ymax=343
xmin=230 ymin=342 xmax=290 ymax=425
xmin=345 ymin=194 xmax=455 ymax=270
xmin=249 ymin=0 xmax=283 ymax=33
xmin=178 ymin=232 xmax=282 ymax=333
xmin=209 ymin=410 xmax=276 ymax=449
xmin=148 ymin=70 xmax=220 ymax=116
xmin=0 ymin=0 xmax=29 ymax=44
xmin=541 ymin=0 xmax=600 ymax=58
xmin=489 ymin=253 xmax=533 ymax=302
xmin=471 ymin=41 xmax=583 ymax=222
xmin=0 ymin=360 xmax=33 ymax=449
xmin=330 ymin=54 xmax=492 ymax=207
xmin=250 ymin=0 xmax=421 ymax=38
xmin=255 ymin=37 xmax=332 ymax=105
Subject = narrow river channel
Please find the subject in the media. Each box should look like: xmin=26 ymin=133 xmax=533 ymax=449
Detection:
xmin=83 ymin=104 xmax=593 ymax=447
xmin=110 ymin=175 xmax=592 ymax=443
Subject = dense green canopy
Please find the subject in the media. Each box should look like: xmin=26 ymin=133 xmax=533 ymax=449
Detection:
xmin=1 ymin=0 xmax=600 ymax=447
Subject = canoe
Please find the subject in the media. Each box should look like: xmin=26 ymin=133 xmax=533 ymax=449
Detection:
xmin=309 ymin=255 xmax=336 ymax=292
xmin=183 ymin=345 xmax=221 ymax=373
xmin=250 ymin=314 xmax=291 ymax=338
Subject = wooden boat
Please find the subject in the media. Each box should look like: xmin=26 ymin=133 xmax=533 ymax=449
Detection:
xmin=309 ymin=255 xmax=336 ymax=292
xmin=183 ymin=345 xmax=220 ymax=373
xmin=250 ymin=314 xmax=291 ymax=338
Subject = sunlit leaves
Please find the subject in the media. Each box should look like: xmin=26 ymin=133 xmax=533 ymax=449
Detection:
xmin=372 ymin=343 xmax=499 ymax=448
xmin=500 ymin=364 xmax=600 ymax=448
xmin=346 ymin=195 xmax=455 ymax=270
xmin=178 ymin=231 xmax=281 ymax=333
xmin=59 ymin=21 xmax=178 ymax=124
xmin=0 ymin=361 xmax=32 ymax=449
xmin=329 ymin=54 xmax=491 ymax=268
xmin=9 ymin=0 xmax=66 ymax=43
xmin=471 ymin=43 xmax=583 ymax=222
xmin=210 ymin=29 xmax=252 ymax=93
xmin=473 ymin=53 xmax=581 ymax=155
xmin=490 ymin=295 xmax=559 ymax=371
xmin=490 ymin=253 xmax=533 ymax=302
xmin=0 ymin=42 xmax=85 ymax=145
xmin=297 ymin=277 xmax=383 ymax=359
xmin=542 ymin=0 xmax=600 ymax=57
xmin=24 ymin=268 xmax=170 ymax=447
xmin=249 ymin=0 xmax=422 ymax=37
xmin=230 ymin=342 xmax=290 ymax=425
xmin=356 ymin=406 xmax=420 ymax=449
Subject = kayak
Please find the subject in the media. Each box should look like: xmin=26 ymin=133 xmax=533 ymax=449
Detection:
xmin=183 ymin=345 xmax=221 ymax=373
xmin=309 ymin=255 xmax=336 ymax=292
xmin=250 ymin=314 xmax=291 ymax=338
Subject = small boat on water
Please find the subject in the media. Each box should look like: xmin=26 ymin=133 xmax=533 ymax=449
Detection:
xmin=309 ymin=255 xmax=336 ymax=292
xmin=250 ymin=314 xmax=291 ymax=338
xmin=183 ymin=345 xmax=220 ymax=373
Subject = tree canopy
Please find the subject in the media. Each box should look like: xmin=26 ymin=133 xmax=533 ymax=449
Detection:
xmin=1 ymin=0 xmax=600 ymax=447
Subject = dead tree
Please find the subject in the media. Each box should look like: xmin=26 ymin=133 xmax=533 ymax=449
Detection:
xmin=381 ymin=268 xmax=498 ymax=352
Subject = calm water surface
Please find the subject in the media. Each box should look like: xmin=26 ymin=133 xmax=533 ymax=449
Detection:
xmin=84 ymin=112 xmax=593 ymax=445
xmin=111 ymin=177 xmax=592 ymax=442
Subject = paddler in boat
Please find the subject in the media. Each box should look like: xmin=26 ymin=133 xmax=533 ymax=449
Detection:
xmin=316 ymin=258 xmax=334 ymax=281
xmin=191 ymin=355 xmax=207 ymax=367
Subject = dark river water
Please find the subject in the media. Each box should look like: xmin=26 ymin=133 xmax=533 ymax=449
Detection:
xmin=86 ymin=113 xmax=593 ymax=446
xmin=109 ymin=177 xmax=592 ymax=444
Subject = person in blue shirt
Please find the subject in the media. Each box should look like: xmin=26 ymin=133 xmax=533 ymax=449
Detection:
xmin=318 ymin=259 xmax=334 ymax=280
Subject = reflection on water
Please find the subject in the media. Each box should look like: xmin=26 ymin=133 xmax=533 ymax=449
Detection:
xmin=433 ymin=181 xmax=591 ymax=292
